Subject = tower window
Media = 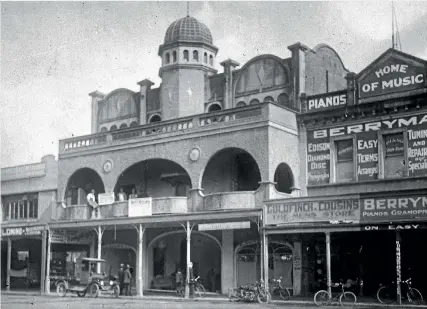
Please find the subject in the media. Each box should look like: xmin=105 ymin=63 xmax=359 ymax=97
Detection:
xmin=193 ymin=50 xmax=199 ymax=62
xmin=173 ymin=51 xmax=177 ymax=62
xmin=204 ymin=52 xmax=207 ymax=63
xmin=184 ymin=50 xmax=189 ymax=61
xmin=209 ymin=55 xmax=213 ymax=65
xmin=165 ymin=53 xmax=170 ymax=64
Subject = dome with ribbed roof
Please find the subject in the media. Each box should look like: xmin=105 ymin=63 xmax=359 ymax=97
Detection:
xmin=164 ymin=16 xmax=213 ymax=45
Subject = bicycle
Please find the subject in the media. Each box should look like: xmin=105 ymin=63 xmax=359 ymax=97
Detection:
xmin=377 ymin=278 xmax=423 ymax=305
xmin=193 ymin=276 xmax=206 ymax=297
xmin=314 ymin=280 xmax=357 ymax=307
xmin=269 ymin=277 xmax=291 ymax=301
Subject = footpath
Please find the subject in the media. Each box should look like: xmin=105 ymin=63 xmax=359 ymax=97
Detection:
xmin=2 ymin=289 xmax=427 ymax=308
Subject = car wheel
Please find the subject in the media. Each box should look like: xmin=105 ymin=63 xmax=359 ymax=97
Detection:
xmin=88 ymin=283 xmax=99 ymax=298
xmin=56 ymin=282 xmax=67 ymax=297
xmin=112 ymin=285 xmax=120 ymax=298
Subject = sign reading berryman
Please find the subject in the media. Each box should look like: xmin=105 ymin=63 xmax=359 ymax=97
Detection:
xmin=361 ymin=195 xmax=427 ymax=222
xmin=265 ymin=196 xmax=360 ymax=225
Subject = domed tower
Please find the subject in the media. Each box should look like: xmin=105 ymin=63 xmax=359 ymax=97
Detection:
xmin=158 ymin=15 xmax=218 ymax=120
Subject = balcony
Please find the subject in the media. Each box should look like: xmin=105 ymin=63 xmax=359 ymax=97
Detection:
xmin=59 ymin=103 xmax=297 ymax=155
xmin=55 ymin=197 xmax=188 ymax=221
xmin=203 ymin=191 xmax=256 ymax=211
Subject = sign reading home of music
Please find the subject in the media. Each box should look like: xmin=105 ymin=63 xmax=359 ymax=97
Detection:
xmin=358 ymin=55 xmax=426 ymax=99
xmin=265 ymin=198 xmax=360 ymax=225
xmin=128 ymin=197 xmax=152 ymax=217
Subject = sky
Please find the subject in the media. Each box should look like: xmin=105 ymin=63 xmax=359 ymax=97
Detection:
xmin=1 ymin=1 xmax=427 ymax=168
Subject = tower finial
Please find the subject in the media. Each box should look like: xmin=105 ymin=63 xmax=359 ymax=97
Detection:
xmin=187 ymin=1 xmax=190 ymax=17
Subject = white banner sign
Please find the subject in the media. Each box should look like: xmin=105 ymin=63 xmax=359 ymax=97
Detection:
xmin=128 ymin=197 xmax=152 ymax=217
xmin=198 ymin=221 xmax=250 ymax=231
xmin=98 ymin=193 xmax=115 ymax=205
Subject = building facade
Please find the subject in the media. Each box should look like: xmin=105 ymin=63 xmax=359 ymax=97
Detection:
xmin=265 ymin=48 xmax=427 ymax=299
xmin=41 ymin=15 xmax=348 ymax=297
xmin=1 ymin=155 xmax=58 ymax=293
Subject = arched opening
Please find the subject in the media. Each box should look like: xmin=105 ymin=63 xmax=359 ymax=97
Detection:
xmin=110 ymin=125 xmax=117 ymax=131
xmin=183 ymin=50 xmax=189 ymax=62
xmin=100 ymin=127 xmax=108 ymax=132
xmin=64 ymin=168 xmax=105 ymax=206
xmin=119 ymin=123 xmax=128 ymax=129
xmin=236 ymin=101 xmax=246 ymax=108
xmin=274 ymin=163 xmax=294 ymax=194
xmin=101 ymin=244 xmax=136 ymax=288
xmin=147 ymin=231 xmax=221 ymax=292
xmin=208 ymin=103 xmax=222 ymax=112
xmin=193 ymin=50 xmax=199 ymax=62
xmin=165 ymin=52 xmax=170 ymax=64
xmin=209 ymin=55 xmax=213 ymax=65
xmin=114 ymin=159 xmax=191 ymax=200
xmin=263 ymin=96 xmax=274 ymax=103
xmin=130 ymin=121 xmax=138 ymax=127
xmin=269 ymin=245 xmax=293 ymax=288
xmin=148 ymin=114 xmax=162 ymax=123
xmin=172 ymin=51 xmax=177 ymax=62
xmin=277 ymin=93 xmax=290 ymax=107
xmin=249 ymin=99 xmax=260 ymax=105
xmin=201 ymin=148 xmax=261 ymax=194
xmin=204 ymin=52 xmax=207 ymax=63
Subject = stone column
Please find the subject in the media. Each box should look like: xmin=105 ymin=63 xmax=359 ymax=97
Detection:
xmin=6 ymin=238 xmax=11 ymax=291
xmin=262 ymin=229 xmax=269 ymax=290
xmin=220 ymin=59 xmax=240 ymax=109
xmin=40 ymin=230 xmax=47 ymax=295
xmin=137 ymin=79 xmax=154 ymax=125
xmin=45 ymin=231 xmax=51 ymax=294
xmin=185 ymin=221 xmax=191 ymax=299
xmin=292 ymin=239 xmax=302 ymax=296
xmin=88 ymin=90 xmax=105 ymax=134
xmin=325 ymin=232 xmax=332 ymax=299
xmin=137 ymin=224 xmax=145 ymax=297
xmin=188 ymin=188 xmax=204 ymax=212
xmin=221 ymin=230 xmax=234 ymax=294
xmin=96 ymin=226 xmax=103 ymax=273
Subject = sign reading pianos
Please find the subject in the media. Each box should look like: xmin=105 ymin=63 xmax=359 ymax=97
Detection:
xmin=265 ymin=196 xmax=360 ymax=225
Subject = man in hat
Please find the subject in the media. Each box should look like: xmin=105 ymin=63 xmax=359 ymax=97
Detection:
xmin=118 ymin=264 xmax=124 ymax=295
xmin=123 ymin=264 xmax=132 ymax=296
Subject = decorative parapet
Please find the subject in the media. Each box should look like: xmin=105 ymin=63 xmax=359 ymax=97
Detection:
xmin=1 ymin=162 xmax=46 ymax=181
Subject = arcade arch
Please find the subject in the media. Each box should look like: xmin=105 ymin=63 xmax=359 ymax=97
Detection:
xmin=64 ymin=168 xmax=105 ymax=205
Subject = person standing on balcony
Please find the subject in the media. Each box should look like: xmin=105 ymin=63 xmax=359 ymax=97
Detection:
xmin=129 ymin=188 xmax=138 ymax=199
xmin=87 ymin=189 xmax=100 ymax=219
xmin=117 ymin=188 xmax=127 ymax=202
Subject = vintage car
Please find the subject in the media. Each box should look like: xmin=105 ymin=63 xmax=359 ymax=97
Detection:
xmin=55 ymin=258 xmax=120 ymax=298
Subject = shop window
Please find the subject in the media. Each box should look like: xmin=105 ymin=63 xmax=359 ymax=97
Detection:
xmin=193 ymin=50 xmax=199 ymax=62
xmin=204 ymin=52 xmax=207 ymax=63
xmin=334 ymin=138 xmax=354 ymax=182
xmin=382 ymin=132 xmax=406 ymax=178
xmin=172 ymin=51 xmax=177 ymax=62
xmin=183 ymin=50 xmax=189 ymax=61
xmin=165 ymin=52 xmax=170 ymax=64
xmin=209 ymin=55 xmax=213 ymax=65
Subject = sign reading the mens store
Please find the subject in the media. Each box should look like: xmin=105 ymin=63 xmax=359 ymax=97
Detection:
xmin=361 ymin=194 xmax=427 ymax=222
xmin=357 ymin=50 xmax=426 ymax=99
xmin=265 ymin=197 xmax=360 ymax=225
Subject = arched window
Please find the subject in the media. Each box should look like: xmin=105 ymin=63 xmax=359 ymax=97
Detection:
xmin=274 ymin=163 xmax=294 ymax=194
xmin=277 ymin=93 xmax=290 ymax=107
xmin=209 ymin=55 xmax=213 ymax=65
xmin=172 ymin=51 xmax=177 ymax=62
xmin=119 ymin=123 xmax=128 ymax=129
xmin=183 ymin=50 xmax=189 ymax=61
xmin=193 ymin=50 xmax=199 ymax=62
xmin=100 ymin=127 xmax=108 ymax=132
xmin=110 ymin=125 xmax=117 ymax=131
xmin=263 ymin=96 xmax=274 ymax=103
xmin=208 ymin=104 xmax=222 ymax=112
xmin=165 ymin=53 xmax=170 ymax=64
xmin=130 ymin=121 xmax=138 ymax=127
xmin=149 ymin=114 xmax=162 ymax=123
xmin=204 ymin=52 xmax=208 ymax=63
xmin=236 ymin=101 xmax=246 ymax=108
xmin=249 ymin=99 xmax=260 ymax=105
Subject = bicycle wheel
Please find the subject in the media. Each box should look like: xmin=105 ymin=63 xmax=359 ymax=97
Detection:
xmin=377 ymin=286 xmax=394 ymax=304
xmin=314 ymin=290 xmax=330 ymax=306
xmin=340 ymin=291 xmax=357 ymax=306
xmin=257 ymin=290 xmax=271 ymax=303
xmin=408 ymin=288 xmax=424 ymax=305
xmin=228 ymin=288 xmax=240 ymax=302
xmin=279 ymin=287 xmax=291 ymax=301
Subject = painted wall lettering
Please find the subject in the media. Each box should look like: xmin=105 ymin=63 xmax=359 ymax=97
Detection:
xmin=357 ymin=131 xmax=379 ymax=180
xmin=306 ymin=91 xmax=347 ymax=112
xmin=307 ymin=131 xmax=330 ymax=185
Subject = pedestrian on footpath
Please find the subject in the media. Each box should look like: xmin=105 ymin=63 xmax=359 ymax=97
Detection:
xmin=123 ymin=264 xmax=132 ymax=296
xmin=118 ymin=264 xmax=124 ymax=295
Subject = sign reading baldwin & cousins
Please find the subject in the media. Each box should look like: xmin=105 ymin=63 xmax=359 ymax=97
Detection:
xmin=265 ymin=196 xmax=360 ymax=225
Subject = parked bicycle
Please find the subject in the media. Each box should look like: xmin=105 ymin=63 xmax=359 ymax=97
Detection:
xmin=193 ymin=276 xmax=206 ymax=297
xmin=228 ymin=280 xmax=271 ymax=303
xmin=269 ymin=277 xmax=291 ymax=301
xmin=314 ymin=280 xmax=357 ymax=307
xmin=377 ymin=278 xmax=423 ymax=305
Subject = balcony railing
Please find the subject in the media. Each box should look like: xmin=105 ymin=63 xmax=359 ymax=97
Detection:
xmin=59 ymin=104 xmax=280 ymax=154
xmin=55 ymin=197 xmax=188 ymax=221
xmin=203 ymin=191 xmax=256 ymax=211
